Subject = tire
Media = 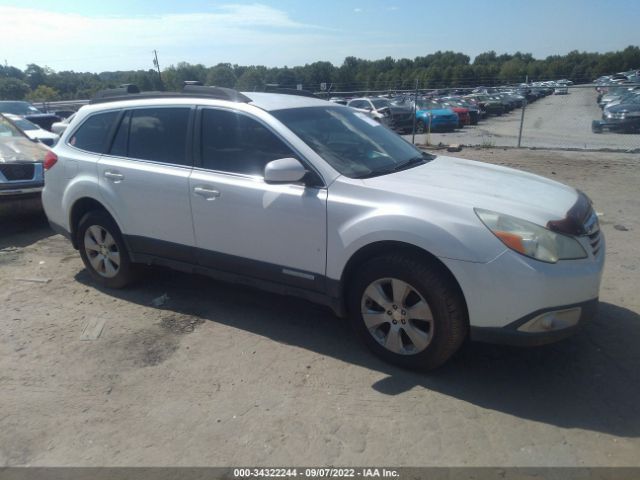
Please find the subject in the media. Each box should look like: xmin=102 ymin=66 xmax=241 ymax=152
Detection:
xmin=347 ymin=254 xmax=467 ymax=370
xmin=415 ymin=120 xmax=426 ymax=134
xmin=77 ymin=210 xmax=136 ymax=289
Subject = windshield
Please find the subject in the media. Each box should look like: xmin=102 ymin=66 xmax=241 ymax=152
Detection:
xmin=0 ymin=115 xmax=27 ymax=138
xmin=272 ymin=106 xmax=432 ymax=179
xmin=370 ymin=99 xmax=390 ymax=109
xmin=0 ymin=101 xmax=42 ymax=115
xmin=12 ymin=118 xmax=39 ymax=131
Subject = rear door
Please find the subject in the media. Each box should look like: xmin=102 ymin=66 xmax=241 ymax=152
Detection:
xmin=188 ymin=107 xmax=327 ymax=291
xmin=97 ymin=106 xmax=196 ymax=263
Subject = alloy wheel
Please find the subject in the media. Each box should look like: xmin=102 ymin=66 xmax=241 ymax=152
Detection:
xmin=360 ymin=277 xmax=434 ymax=355
xmin=83 ymin=225 xmax=121 ymax=278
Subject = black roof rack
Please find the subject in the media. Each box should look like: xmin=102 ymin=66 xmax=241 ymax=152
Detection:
xmin=263 ymin=86 xmax=320 ymax=98
xmin=182 ymin=84 xmax=251 ymax=102
xmin=89 ymin=83 xmax=251 ymax=104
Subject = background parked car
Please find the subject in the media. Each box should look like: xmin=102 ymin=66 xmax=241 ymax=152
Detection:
xmin=347 ymin=97 xmax=393 ymax=126
xmin=593 ymin=95 xmax=640 ymax=133
xmin=3 ymin=113 xmax=60 ymax=146
xmin=0 ymin=113 xmax=50 ymax=214
xmin=0 ymin=101 xmax=61 ymax=132
xmin=413 ymin=99 xmax=459 ymax=133
xmin=439 ymin=98 xmax=480 ymax=125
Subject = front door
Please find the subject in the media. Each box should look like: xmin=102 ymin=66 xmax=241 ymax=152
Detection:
xmin=189 ymin=107 xmax=327 ymax=292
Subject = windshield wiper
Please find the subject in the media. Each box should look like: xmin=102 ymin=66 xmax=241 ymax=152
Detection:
xmin=389 ymin=155 xmax=428 ymax=173
xmin=353 ymin=153 xmax=435 ymax=179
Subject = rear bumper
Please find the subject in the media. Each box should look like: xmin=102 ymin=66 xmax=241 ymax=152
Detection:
xmin=470 ymin=298 xmax=598 ymax=346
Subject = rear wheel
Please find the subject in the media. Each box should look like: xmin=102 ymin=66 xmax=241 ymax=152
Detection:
xmin=415 ymin=120 xmax=426 ymax=134
xmin=348 ymin=254 xmax=467 ymax=370
xmin=77 ymin=211 xmax=136 ymax=288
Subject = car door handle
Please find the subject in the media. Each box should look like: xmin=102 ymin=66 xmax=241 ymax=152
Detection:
xmin=193 ymin=186 xmax=221 ymax=200
xmin=104 ymin=170 xmax=125 ymax=182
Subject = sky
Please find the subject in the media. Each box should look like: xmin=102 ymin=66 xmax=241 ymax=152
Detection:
xmin=1 ymin=0 xmax=639 ymax=73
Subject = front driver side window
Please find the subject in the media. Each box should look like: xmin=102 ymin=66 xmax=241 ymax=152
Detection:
xmin=200 ymin=109 xmax=294 ymax=176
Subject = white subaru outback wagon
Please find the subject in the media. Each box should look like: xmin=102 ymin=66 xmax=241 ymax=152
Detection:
xmin=43 ymin=85 xmax=605 ymax=370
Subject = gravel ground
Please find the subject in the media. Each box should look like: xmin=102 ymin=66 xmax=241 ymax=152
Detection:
xmin=1 ymin=148 xmax=639 ymax=467
xmin=404 ymin=87 xmax=640 ymax=151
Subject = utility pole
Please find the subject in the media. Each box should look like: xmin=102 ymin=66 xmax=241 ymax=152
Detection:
xmin=153 ymin=50 xmax=163 ymax=90
xmin=517 ymin=74 xmax=528 ymax=148
xmin=412 ymin=78 xmax=418 ymax=145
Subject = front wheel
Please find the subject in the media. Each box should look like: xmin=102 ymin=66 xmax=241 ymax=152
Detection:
xmin=77 ymin=210 xmax=136 ymax=288
xmin=348 ymin=254 xmax=467 ymax=370
xmin=415 ymin=120 xmax=426 ymax=134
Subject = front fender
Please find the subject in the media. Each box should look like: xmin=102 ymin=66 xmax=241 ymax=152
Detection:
xmin=326 ymin=181 xmax=506 ymax=281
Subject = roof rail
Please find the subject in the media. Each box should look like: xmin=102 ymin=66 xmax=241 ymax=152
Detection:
xmin=182 ymin=84 xmax=251 ymax=102
xmin=90 ymin=83 xmax=251 ymax=104
xmin=92 ymin=84 xmax=140 ymax=100
xmin=263 ymin=86 xmax=320 ymax=98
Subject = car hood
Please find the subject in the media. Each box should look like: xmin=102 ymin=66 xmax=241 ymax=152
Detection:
xmin=608 ymin=102 xmax=640 ymax=114
xmin=24 ymin=130 xmax=59 ymax=140
xmin=362 ymin=156 xmax=579 ymax=226
xmin=0 ymin=137 xmax=49 ymax=163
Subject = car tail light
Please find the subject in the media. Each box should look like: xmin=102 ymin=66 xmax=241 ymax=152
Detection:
xmin=44 ymin=151 xmax=58 ymax=171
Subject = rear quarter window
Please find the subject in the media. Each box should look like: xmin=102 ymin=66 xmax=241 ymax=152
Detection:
xmin=69 ymin=111 xmax=119 ymax=154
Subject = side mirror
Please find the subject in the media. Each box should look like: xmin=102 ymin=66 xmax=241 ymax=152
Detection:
xmin=264 ymin=158 xmax=307 ymax=184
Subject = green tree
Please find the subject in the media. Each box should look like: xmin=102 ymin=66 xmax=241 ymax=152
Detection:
xmin=26 ymin=85 xmax=60 ymax=102
xmin=206 ymin=64 xmax=237 ymax=88
xmin=235 ymin=68 xmax=264 ymax=91
xmin=0 ymin=78 xmax=30 ymax=100
xmin=24 ymin=64 xmax=50 ymax=90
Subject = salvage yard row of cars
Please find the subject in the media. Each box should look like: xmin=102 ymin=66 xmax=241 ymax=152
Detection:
xmin=331 ymin=81 xmax=563 ymax=134
xmin=592 ymin=69 xmax=640 ymax=134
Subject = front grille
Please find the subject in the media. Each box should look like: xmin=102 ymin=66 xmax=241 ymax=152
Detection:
xmin=588 ymin=230 xmax=602 ymax=256
xmin=0 ymin=163 xmax=35 ymax=181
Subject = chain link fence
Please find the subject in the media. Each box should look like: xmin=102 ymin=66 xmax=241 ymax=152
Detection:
xmin=405 ymin=84 xmax=640 ymax=152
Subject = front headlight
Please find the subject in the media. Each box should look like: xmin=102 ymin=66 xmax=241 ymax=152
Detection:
xmin=475 ymin=209 xmax=587 ymax=263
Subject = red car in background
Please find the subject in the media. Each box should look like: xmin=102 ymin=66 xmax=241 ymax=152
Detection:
xmin=447 ymin=104 xmax=470 ymax=127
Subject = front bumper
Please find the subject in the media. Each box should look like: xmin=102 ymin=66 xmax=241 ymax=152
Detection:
xmin=0 ymin=162 xmax=45 ymax=214
xmin=470 ymin=298 xmax=598 ymax=346
xmin=592 ymin=118 xmax=640 ymax=133
xmin=441 ymin=233 xmax=605 ymax=342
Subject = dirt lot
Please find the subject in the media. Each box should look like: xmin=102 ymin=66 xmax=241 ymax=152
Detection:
xmin=1 ymin=148 xmax=639 ymax=467
xmin=405 ymin=87 xmax=640 ymax=150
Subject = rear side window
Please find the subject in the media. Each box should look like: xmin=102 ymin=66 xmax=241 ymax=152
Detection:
xmin=200 ymin=109 xmax=293 ymax=176
xmin=126 ymin=108 xmax=190 ymax=165
xmin=69 ymin=111 xmax=119 ymax=153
